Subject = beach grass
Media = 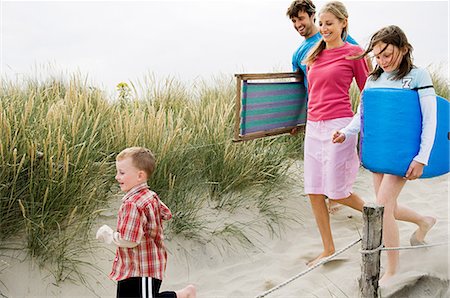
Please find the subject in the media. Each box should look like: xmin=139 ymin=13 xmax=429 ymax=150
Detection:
xmin=0 ymin=67 xmax=448 ymax=285
xmin=0 ymin=72 xmax=302 ymax=282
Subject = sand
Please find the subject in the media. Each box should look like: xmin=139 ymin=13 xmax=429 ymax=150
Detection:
xmin=1 ymin=162 xmax=448 ymax=297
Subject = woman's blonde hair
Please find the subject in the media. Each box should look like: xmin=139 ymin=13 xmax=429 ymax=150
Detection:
xmin=304 ymin=1 xmax=349 ymax=66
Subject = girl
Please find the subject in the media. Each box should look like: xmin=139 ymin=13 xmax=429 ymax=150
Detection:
xmin=302 ymin=1 xmax=369 ymax=266
xmin=333 ymin=25 xmax=437 ymax=284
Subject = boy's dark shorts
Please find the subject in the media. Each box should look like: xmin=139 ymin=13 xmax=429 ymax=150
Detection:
xmin=117 ymin=277 xmax=176 ymax=298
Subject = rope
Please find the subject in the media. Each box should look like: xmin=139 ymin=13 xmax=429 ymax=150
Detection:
xmin=380 ymin=241 xmax=449 ymax=251
xmin=360 ymin=241 xmax=449 ymax=253
xmin=255 ymin=238 xmax=362 ymax=298
xmin=360 ymin=244 xmax=384 ymax=254
xmin=255 ymin=238 xmax=448 ymax=298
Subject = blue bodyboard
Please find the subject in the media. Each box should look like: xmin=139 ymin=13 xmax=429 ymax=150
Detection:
xmin=361 ymin=88 xmax=449 ymax=178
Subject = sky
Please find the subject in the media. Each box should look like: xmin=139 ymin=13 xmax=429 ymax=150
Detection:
xmin=1 ymin=0 xmax=449 ymax=92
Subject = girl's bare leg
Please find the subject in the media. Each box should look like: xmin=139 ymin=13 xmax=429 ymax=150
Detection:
xmin=376 ymin=174 xmax=406 ymax=284
xmin=308 ymin=194 xmax=335 ymax=266
xmin=373 ymin=173 xmax=436 ymax=244
xmin=409 ymin=215 xmax=436 ymax=245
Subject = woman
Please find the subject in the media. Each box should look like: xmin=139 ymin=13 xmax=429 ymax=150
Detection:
xmin=302 ymin=1 xmax=369 ymax=266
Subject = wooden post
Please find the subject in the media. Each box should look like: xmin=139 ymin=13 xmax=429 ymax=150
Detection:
xmin=359 ymin=203 xmax=384 ymax=298
xmin=233 ymin=75 xmax=242 ymax=141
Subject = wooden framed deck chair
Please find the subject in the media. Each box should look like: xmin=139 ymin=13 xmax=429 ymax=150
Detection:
xmin=233 ymin=72 xmax=307 ymax=142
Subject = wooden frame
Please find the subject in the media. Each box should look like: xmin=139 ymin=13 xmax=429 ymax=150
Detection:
xmin=233 ymin=72 xmax=306 ymax=142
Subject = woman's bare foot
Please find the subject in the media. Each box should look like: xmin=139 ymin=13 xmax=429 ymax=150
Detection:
xmin=410 ymin=216 xmax=436 ymax=246
xmin=306 ymin=251 xmax=334 ymax=267
xmin=176 ymin=284 xmax=196 ymax=298
xmin=379 ymin=271 xmax=396 ymax=286
xmin=327 ymin=200 xmax=343 ymax=214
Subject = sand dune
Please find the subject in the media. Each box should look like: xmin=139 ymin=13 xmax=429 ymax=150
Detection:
xmin=1 ymin=163 xmax=448 ymax=297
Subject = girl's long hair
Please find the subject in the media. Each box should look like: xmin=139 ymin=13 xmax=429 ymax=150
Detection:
xmin=353 ymin=25 xmax=415 ymax=80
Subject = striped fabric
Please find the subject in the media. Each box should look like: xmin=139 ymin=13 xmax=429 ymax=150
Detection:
xmin=143 ymin=277 xmax=149 ymax=298
xmin=240 ymin=81 xmax=307 ymax=135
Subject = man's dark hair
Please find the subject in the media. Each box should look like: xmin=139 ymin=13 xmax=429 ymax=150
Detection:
xmin=286 ymin=0 xmax=316 ymax=19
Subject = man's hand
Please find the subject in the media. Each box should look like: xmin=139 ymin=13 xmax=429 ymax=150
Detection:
xmin=290 ymin=127 xmax=299 ymax=135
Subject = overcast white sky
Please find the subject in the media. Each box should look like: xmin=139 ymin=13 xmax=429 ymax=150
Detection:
xmin=1 ymin=0 xmax=449 ymax=91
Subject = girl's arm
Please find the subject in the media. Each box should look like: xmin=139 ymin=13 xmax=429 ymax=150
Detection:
xmin=335 ymin=53 xmax=367 ymax=143
xmin=405 ymin=94 xmax=437 ymax=179
xmin=332 ymin=103 xmax=361 ymax=143
xmin=413 ymin=94 xmax=437 ymax=165
xmin=341 ymin=103 xmax=361 ymax=136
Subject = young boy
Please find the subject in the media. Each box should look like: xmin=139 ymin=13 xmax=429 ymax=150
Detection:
xmin=96 ymin=147 xmax=196 ymax=298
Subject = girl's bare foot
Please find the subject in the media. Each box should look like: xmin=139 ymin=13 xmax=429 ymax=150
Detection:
xmin=306 ymin=251 xmax=334 ymax=267
xmin=176 ymin=284 xmax=196 ymax=298
xmin=410 ymin=216 xmax=436 ymax=246
xmin=379 ymin=271 xmax=396 ymax=286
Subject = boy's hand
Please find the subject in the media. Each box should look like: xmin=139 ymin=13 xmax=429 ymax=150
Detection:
xmin=96 ymin=225 xmax=114 ymax=244
xmin=332 ymin=130 xmax=346 ymax=143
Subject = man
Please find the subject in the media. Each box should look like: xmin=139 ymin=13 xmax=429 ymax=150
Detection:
xmin=286 ymin=0 xmax=358 ymax=90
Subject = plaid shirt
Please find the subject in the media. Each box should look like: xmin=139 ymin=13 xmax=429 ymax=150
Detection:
xmin=109 ymin=183 xmax=172 ymax=281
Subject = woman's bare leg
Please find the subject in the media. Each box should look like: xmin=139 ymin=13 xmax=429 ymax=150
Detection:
xmin=308 ymin=194 xmax=335 ymax=266
xmin=327 ymin=199 xmax=343 ymax=214
xmin=334 ymin=192 xmax=365 ymax=211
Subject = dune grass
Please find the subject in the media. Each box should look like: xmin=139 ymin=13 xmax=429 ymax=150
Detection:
xmin=0 ymin=73 xmax=302 ymax=283
xmin=0 ymin=77 xmax=116 ymax=282
xmin=0 ymin=67 xmax=447 ymax=286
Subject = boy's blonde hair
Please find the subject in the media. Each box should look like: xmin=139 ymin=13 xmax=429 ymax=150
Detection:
xmin=117 ymin=147 xmax=156 ymax=178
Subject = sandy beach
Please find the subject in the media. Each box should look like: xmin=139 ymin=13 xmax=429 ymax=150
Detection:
xmin=1 ymin=162 xmax=448 ymax=297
